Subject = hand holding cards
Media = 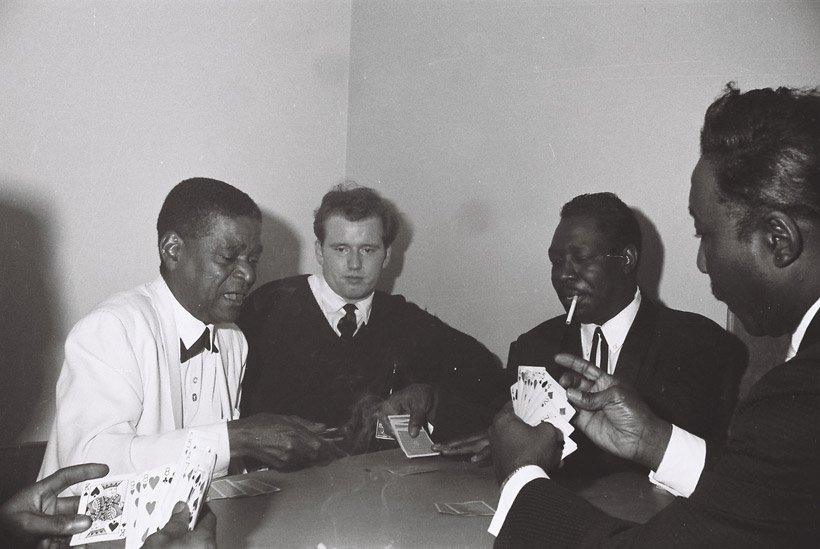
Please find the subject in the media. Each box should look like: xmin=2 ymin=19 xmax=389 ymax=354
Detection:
xmin=71 ymin=430 xmax=218 ymax=548
xmin=388 ymin=415 xmax=439 ymax=458
xmin=511 ymin=366 xmax=577 ymax=460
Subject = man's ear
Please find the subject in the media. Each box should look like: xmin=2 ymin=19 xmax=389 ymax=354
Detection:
xmin=621 ymin=244 xmax=638 ymax=274
xmin=383 ymin=246 xmax=392 ymax=268
xmin=314 ymin=239 xmax=324 ymax=266
xmin=159 ymin=231 xmax=184 ymax=272
xmin=765 ymin=211 xmax=802 ymax=268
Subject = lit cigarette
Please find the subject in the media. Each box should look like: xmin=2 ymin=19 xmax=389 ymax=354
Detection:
xmin=565 ymin=295 xmax=578 ymax=325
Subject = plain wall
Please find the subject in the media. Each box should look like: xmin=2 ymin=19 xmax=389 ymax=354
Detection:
xmin=346 ymin=0 xmax=820 ymax=363
xmin=0 ymin=1 xmax=352 ymax=443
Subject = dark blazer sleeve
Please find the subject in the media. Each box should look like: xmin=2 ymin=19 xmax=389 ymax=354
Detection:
xmin=392 ymin=299 xmax=507 ymax=440
xmin=495 ymin=354 xmax=820 ymax=547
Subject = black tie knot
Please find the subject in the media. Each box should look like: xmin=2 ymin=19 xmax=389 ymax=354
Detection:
xmin=180 ymin=327 xmax=218 ymax=363
xmin=337 ymin=304 xmax=358 ymax=339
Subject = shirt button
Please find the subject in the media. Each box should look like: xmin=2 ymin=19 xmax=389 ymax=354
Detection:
xmin=193 ymin=377 xmax=198 ymax=384
xmin=192 ymin=394 xmax=198 ymax=402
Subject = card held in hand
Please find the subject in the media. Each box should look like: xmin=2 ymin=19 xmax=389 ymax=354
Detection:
xmin=388 ymin=414 xmax=440 ymax=458
xmin=70 ymin=474 xmax=131 ymax=546
xmin=511 ymin=366 xmax=578 ymax=460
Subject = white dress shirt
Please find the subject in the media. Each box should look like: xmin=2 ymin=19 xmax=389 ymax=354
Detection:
xmin=580 ymin=288 xmax=641 ymax=374
xmin=308 ymin=274 xmax=374 ymax=336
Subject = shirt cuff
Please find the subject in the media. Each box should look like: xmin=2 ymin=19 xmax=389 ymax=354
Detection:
xmin=192 ymin=421 xmax=231 ymax=477
xmin=487 ymin=465 xmax=548 ymax=536
xmin=648 ymin=424 xmax=705 ymax=497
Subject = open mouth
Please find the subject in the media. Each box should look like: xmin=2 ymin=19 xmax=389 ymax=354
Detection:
xmin=222 ymin=292 xmax=246 ymax=304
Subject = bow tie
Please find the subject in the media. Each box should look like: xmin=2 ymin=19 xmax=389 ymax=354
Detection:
xmin=180 ymin=327 xmax=218 ymax=363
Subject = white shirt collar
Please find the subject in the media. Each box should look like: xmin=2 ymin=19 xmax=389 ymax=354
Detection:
xmin=580 ymin=287 xmax=642 ymax=353
xmin=160 ymin=276 xmax=216 ymax=350
xmin=786 ymin=296 xmax=820 ymax=360
xmin=309 ymin=274 xmax=374 ymax=325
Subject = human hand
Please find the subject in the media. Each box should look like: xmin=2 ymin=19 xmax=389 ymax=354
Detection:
xmin=431 ymin=432 xmax=491 ymax=465
xmin=554 ymin=353 xmax=672 ymax=469
xmin=488 ymin=402 xmax=563 ymax=482
xmin=143 ymin=501 xmax=216 ymax=549
xmin=378 ymin=383 xmax=435 ymax=437
xmin=0 ymin=462 xmax=108 ymax=548
xmin=229 ymin=413 xmax=345 ymax=470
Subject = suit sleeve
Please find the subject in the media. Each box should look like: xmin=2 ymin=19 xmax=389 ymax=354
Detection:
xmin=401 ymin=305 xmax=507 ymax=440
xmin=496 ymin=361 xmax=819 ymax=547
xmin=41 ymin=310 xmax=228 ymax=486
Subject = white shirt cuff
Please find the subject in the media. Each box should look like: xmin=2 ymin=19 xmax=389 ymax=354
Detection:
xmin=648 ymin=424 xmax=705 ymax=497
xmin=192 ymin=421 xmax=231 ymax=477
xmin=487 ymin=465 xmax=548 ymax=536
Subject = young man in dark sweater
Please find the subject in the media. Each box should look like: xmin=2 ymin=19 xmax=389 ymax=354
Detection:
xmin=237 ymin=185 xmax=506 ymax=464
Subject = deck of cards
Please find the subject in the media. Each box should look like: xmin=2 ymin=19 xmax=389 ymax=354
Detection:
xmin=511 ymin=366 xmax=578 ymax=460
xmin=70 ymin=430 xmax=218 ymax=548
xmin=388 ymin=414 xmax=439 ymax=458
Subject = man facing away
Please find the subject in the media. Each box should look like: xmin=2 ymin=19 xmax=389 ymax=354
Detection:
xmin=238 ymin=185 xmax=507 ymax=461
xmin=489 ymin=84 xmax=819 ymax=545
xmin=436 ymin=193 xmax=747 ymax=479
xmin=40 ymin=178 xmax=341 ymax=486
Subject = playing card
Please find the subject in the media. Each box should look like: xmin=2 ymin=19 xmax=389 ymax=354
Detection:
xmin=388 ymin=414 xmax=439 ymax=458
xmin=514 ymin=366 xmax=578 ymax=460
xmin=206 ymin=476 xmax=281 ymax=500
xmin=375 ymin=418 xmax=395 ymax=440
xmin=71 ymin=474 xmax=131 ymax=545
xmin=124 ymin=464 xmax=176 ymax=549
xmin=434 ymin=500 xmax=495 ymax=516
xmin=387 ymin=464 xmax=440 ymax=476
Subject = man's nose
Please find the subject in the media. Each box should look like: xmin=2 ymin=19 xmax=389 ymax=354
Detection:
xmin=234 ymin=259 xmax=256 ymax=285
xmin=347 ymin=251 xmax=362 ymax=270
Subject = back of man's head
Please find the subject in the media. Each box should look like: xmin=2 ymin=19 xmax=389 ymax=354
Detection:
xmin=560 ymin=192 xmax=642 ymax=258
xmin=157 ymin=177 xmax=262 ymax=242
xmin=701 ymin=83 xmax=820 ymax=237
xmin=313 ymin=184 xmax=399 ymax=247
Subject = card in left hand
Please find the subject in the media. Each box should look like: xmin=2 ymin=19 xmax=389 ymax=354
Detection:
xmin=70 ymin=474 xmax=131 ymax=545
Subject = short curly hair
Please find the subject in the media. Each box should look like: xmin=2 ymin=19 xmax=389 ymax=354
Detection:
xmin=156 ymin=177 xmax=261 ymax=241
xmin=313 ymin=184 xmax=399 ymax=247
xmin=700 ymin=83 xmax=820 ymax=237
xmin=560 ymin=192 xmax=642 ymax=256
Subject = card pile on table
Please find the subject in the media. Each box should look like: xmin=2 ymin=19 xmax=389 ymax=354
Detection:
xmin=388 ymin=414 xmax=440 ymax=458
xmin=70 ymin=430 xmax=218 ymax=548
xmin=511 ymin=366 xmax=577 ymax=460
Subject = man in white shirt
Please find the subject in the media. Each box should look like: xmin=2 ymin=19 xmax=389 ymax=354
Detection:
xmin=435 ymin=193 xmax=746 ymax=476
xmin=488 ymin=85 xmax=819 ymax=546
xmin=39 ymin=178 xmax=340 ymax=486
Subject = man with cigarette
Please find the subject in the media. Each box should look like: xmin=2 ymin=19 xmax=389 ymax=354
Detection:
xmin=436 ymin=192 xmax=747 ymax=478
xmin=238 ymin=184 xmax=507 ymax=458
xmin=488 ymin=84 xmax=819 ymax=546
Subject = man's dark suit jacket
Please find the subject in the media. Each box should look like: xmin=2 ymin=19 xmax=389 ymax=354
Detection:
xmin=507 ymin=297 xmax=747 ymax=475
xmin=496 ymin=312 xmax=820 ymax=547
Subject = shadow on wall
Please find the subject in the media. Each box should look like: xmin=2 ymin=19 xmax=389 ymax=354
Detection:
xmin=255 ymin=210 xmax=302 ymax=286
xmin=375 ymin=197 xmax=412 ymax=295
xmin=0 ymin=192 xmax=60 ymax=445
xmin=632 ymin=208 xmax=665 ymax=304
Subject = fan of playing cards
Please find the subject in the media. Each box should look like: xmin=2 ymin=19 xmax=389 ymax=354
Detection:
xmin=71 ymin=430 xmax=218 ymax=548
xmin=511 ymin=366 xmax=578 ymax=460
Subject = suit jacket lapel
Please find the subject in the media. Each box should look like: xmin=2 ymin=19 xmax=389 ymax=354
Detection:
xmin=615 ymin=297 xmax=660 ymax=384
xmin=559 ymin=323 xmax=582 ymax=357
xmin=147 ymin=276 xmax=183 ymax=428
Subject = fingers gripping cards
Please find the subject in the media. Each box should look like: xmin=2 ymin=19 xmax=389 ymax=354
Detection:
xmin=511 ymin=366 xmax=578 ymax=460
xmin=71 ymin=430 xmax=218 ymax=548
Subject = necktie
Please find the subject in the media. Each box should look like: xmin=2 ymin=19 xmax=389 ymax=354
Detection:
xmin=180 ymin=327 xmax=217 ymax=363
xmin=589 ymin=326 xmax=609 ymax=372
xmin=337 ymin=304 xmax=358 ymax=339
